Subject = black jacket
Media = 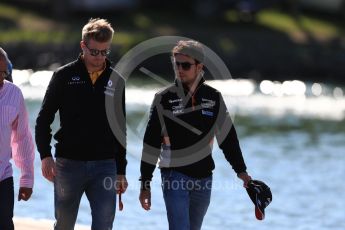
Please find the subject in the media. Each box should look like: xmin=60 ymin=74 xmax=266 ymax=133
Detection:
xmin=140 ymin=78 xmax=247 ymax=189
xmin=35 ymin=56 xmax=127 ymax=174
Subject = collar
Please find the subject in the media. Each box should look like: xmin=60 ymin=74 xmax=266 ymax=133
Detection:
xmin=87 ymin=62 xmax=106 ymax=75
xmin=174 ymin=77 xmax=205 ymax=94
xmin=0 ymin=80 xmax=8 ymax=95
xmin=77 ymin=53 xmax=111 ymax=72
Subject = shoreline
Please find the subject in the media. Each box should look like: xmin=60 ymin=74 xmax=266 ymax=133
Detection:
xmin=3 ymin=31 xmax=345 ymax=85
xmin=13 ymin=217 xmax=89 ymax=230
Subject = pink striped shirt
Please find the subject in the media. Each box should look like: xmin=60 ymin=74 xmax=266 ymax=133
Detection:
xmin=0 ymin=80 xmax=34 ymax=188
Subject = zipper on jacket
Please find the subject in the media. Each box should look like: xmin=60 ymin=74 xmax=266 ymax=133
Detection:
xmin=191 ymin=83 xmax=202 ymax=111
xmin=192 ymin=95 xmax=196 ymax=111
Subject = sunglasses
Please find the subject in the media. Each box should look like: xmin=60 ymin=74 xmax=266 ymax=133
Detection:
xmin=85 ymin=44 xmax=110 ymax=57
xmin=175 ymin=61 xmax=196 ymax=71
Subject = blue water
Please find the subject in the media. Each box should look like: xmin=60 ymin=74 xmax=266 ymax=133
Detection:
xmin=10 ymin=72 xmax=345 ymax=229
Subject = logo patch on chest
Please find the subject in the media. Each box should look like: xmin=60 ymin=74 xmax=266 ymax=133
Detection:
xmin=68 ymin=76 xmax=86 ymax=85
xmin=201 ymin=98 xmax=215 ymax=109
xmin=202 ymin=110 xmax=214 ymax=117
xmin=172 ymin=103 xmax=184 ymax=115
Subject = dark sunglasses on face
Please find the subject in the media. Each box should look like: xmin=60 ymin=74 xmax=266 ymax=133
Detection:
xmin=85 ymin=44 xmax=110 ymax=57
xmin=175 ymin=61 xmax=196 ymax=71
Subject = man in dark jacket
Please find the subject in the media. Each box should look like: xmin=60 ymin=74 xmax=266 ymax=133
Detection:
xmin=35 ymin=18 xmax=127 ymax=230
xmin=139 ymin=40 xmax=252 ymax=230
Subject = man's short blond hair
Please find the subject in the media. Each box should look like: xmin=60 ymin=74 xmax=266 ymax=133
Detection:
xmin=172 ymin=40 xmax=205 ymax=63
xmin=82 ymin=18 xmax=114 ymax=44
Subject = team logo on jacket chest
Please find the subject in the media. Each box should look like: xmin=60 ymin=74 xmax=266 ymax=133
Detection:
xmin=169 ymin=98 xmax=184 ymax=115
xmin=68 ymin=76 xmax=86 ymax=85
xmin=201 ymin=98 xmax=215 ymax=109
xmin=201 ymin=98 xmax=215 ymax=117
xmin=172 ymin=103 xmax=185 ymax=115
xmin=169 ymin=98 xmax=182 ymax=104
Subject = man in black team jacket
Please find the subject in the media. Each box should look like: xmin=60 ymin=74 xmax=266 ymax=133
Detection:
xmin=139 ymin=40 xmax=252 ymax=230
xmin=35 ymin=18 xmax=127 ymax=230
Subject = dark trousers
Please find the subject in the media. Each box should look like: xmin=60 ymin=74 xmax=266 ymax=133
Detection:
xmin=0 ymin=177 xmax=14 ymax=230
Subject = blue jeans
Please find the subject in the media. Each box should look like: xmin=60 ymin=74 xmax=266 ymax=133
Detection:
xmin=161 ymin=169 xmax=212 ymax=230
xmin=0 ymin=177 xmax=14 ymax=230
xmin=54 ymin=158 xmax=117 ymax=230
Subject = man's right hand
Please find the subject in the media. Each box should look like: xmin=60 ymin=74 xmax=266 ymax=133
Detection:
xmin=139 ymin=190 xmax=151 ymax=211
xmin=41 ymin=157 xmax=56 ymax=182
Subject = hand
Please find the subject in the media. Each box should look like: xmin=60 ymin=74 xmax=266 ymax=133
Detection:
xmin=116 ymin=175 xmax=128 ymax=194
xmin=41 ymin=157 xmax=56 ymax=182
xmin=238 ymin=172 xmax=252 ymax=188
xmin=139 ymin=189 xmax=151 ymax=211
xmin=18 ymin=187 xmax=32 ymax=201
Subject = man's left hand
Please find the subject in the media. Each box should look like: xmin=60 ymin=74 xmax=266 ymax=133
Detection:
xmin=238 ymin=172 xmax=252 ymax=188
xmin=18 ymin=187 xmax=33 ymax=201
xmin=116 ymin=175 xmax=128 ymax=194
